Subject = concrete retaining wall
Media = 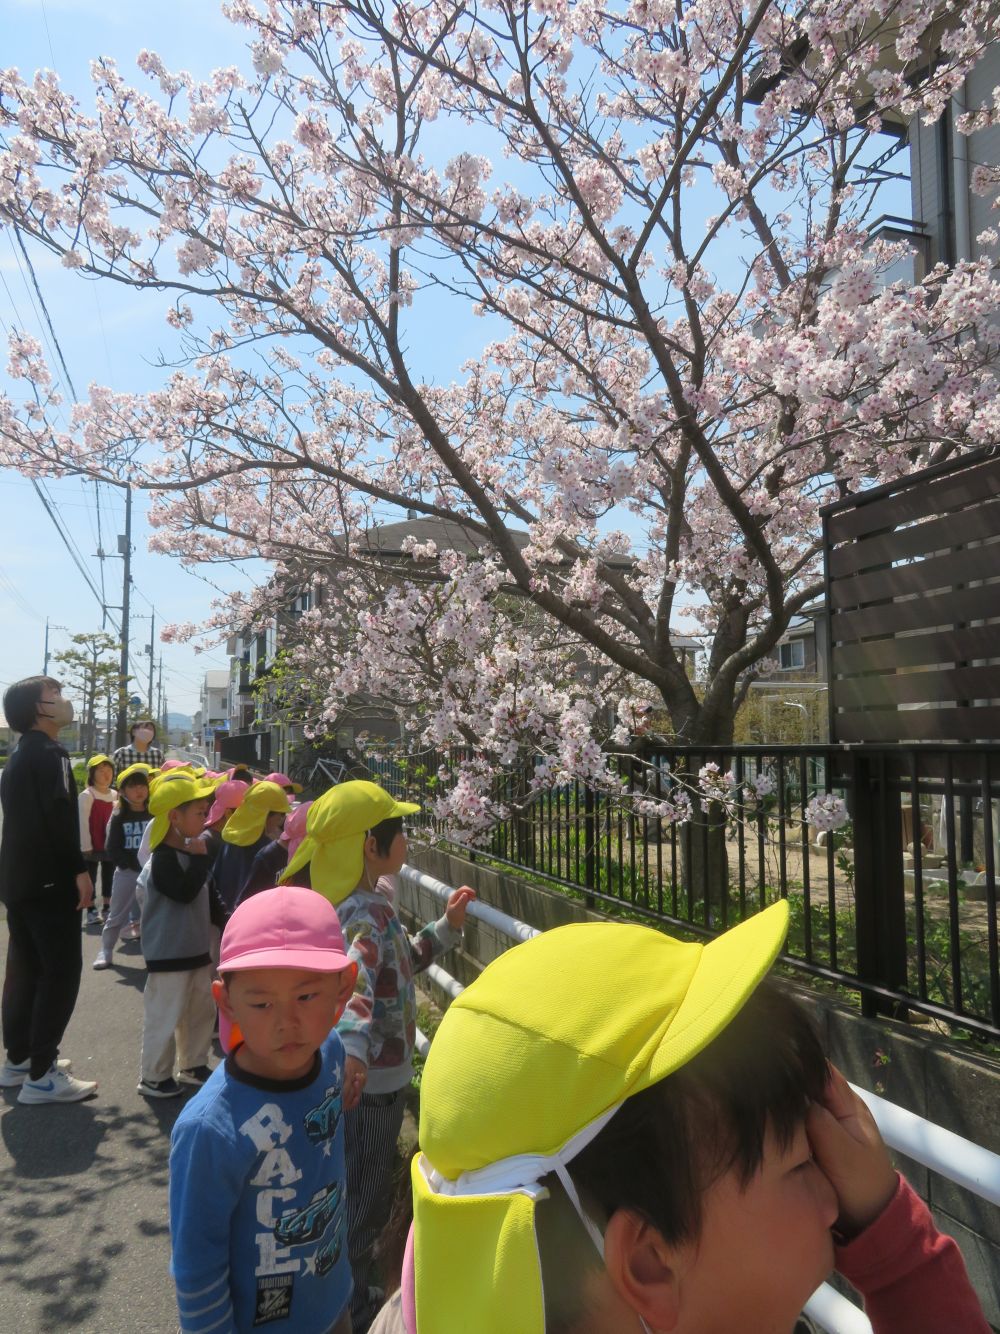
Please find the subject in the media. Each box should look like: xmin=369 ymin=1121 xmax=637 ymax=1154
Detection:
xmin=401 ymin=845 xmax=1000 ymax=1330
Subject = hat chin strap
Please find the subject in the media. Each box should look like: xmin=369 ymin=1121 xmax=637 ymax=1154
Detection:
xmin=422 ymin=1103 xmax=654 ymax=1334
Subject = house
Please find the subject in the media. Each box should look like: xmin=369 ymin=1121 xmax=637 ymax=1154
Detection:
xmin=756 ymin=604 xmax=829 ymax=685
xmin=223 ymin=515 xmax=703 ymax=772
xmin=198 ymin=669 xmax=231 ymax=756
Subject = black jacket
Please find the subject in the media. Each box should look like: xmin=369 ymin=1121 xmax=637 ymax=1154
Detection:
xmin=0 ymin=730 xmax=86 ymax=905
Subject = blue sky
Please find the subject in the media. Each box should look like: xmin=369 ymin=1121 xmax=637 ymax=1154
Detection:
xmin=1 ymin=0 xmax=253 ymax=715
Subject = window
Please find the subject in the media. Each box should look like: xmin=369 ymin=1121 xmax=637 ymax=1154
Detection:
xmin=779 ymin=639 xmax=806 ymax=670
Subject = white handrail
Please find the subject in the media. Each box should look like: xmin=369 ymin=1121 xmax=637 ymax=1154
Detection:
xmin=401 ymin=863 xmax=998 ymax=1334
xmin=853 ymin=1085 xmax=1000 ymax=1208
xmin=404 ymin=865 xmax=540 ymax=943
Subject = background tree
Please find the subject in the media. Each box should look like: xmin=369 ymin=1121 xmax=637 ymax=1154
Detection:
xmin=53 ymin=631 xmax=128 ymax=756
xmin=1 ymin=0 xmax=999 ymax=836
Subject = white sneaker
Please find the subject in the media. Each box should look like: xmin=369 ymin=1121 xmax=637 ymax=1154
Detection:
xmin=17 ymin=1064 xmax=97 ymax=1104
xmin=121 ymin=922 xmax=141 ymax=941
xmin=92 ymin=953 xmax=111 ymax=970
xmin=0 ymin=1056 xmax=72 ymax=1087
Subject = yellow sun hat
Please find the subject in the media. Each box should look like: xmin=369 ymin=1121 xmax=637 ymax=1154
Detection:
xmin=116 ymin=762 xmax=153 ymax=787
xmin=221 ymin=779 xmax=292 ymax=848
xmin=147 ymin=770 xmax=220 ymax=850
xmin=280 ymin=779 xmax=420 ymax=905
xmin=411 ymin=900 xmax=790 ymax=1334
xmin=85 ymin=753 xmax=115 ymax=776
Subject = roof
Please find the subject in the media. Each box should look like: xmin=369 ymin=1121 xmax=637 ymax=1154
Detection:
xmin=202 ymin=670 xmax=230 ymax=689
xmin=342 ymin=515 xmax=637 ymax=571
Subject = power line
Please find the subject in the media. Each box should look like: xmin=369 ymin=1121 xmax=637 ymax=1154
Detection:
xmin=29 ymin=478 xmax=120 ymax=633
xmin=2 ymin=232 xmax=129 ymax=643
xmin=0 ymin=562 xmax=44 ymax=623
xmin=13 ymin=228 xmax=79 ymax=400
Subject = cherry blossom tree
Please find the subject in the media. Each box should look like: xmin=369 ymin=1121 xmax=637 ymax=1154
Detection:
xmin=2 ymin=0 xmax=1000 ymax=837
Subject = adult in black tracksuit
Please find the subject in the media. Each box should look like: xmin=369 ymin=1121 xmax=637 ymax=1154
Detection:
xmin=0 ymin=676 xmax=98 ymax=1103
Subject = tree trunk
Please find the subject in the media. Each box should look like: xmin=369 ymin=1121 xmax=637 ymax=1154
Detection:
xmin=665 ymin=692 xmax=735 ymax=918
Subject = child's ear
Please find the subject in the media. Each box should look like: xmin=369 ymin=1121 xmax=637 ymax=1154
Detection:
xmin=212 ymin=978 xmax=233 ymax=1019
xmin=603 ymin=1209 xmax=681 ymax=1332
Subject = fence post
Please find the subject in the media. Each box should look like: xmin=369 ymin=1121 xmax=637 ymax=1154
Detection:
xmin=851 ymin=752 xmax=908 ymax=1019
xmin=583 ymin=782 xmax=597 ymax=910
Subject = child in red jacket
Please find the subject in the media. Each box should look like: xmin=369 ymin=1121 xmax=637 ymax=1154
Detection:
xmin=78 ymin=754 xmax=116 ymax=924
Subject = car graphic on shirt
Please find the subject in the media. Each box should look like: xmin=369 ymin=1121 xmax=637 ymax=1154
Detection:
xmin=303 ymin=1087 xmax=343 ymax=1145
xmin=314 ymin=1208 xmax=346 ymax=1276
xmin=274 ymin=1182 xmax=342 ymax=1246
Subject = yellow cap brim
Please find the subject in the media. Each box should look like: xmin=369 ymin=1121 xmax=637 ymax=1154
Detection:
xmin=148 ymin=777 xmax=220 ymax=848
xmin=648 ymin=899 xmax=789 ymax=1084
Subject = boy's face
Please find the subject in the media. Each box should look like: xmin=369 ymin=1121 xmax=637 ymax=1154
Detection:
xmin=672 ymin=1119 xmax=837 ymax=1332
xmin=213 ymin=967 xmax=355 ymax=1082
xmin=169 ymin=797 xmax=210 ymax=841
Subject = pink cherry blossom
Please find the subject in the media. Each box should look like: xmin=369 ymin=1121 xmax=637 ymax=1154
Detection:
xmin=0 ymin=0 xmax=998 ymax=835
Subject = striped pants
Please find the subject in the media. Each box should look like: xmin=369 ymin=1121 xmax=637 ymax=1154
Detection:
xmin=345 ymin=1085 xmax=409 ymax=1334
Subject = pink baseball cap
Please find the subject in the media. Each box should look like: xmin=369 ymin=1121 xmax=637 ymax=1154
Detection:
xmin=278 ymin=799 xmax=312 ymax=858
xmin=264 ymin=770 xmax=304 ymax=794
xmin=216 ymin=885 xmax=356 ymax=1052
xmin=207 ymin=779 xmax=250 ymax=827
xmin=219 ymin=884 xmax=352 ymax=974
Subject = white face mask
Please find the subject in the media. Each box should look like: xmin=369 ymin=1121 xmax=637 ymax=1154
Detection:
xmin=39 ymin=696 xmax=74 ymax=729
xmin=133 ymin=727 xmax=155 ymax=745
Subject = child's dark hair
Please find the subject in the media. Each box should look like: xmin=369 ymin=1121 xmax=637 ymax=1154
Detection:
xmin=566 ymin=980 xmax=827 ymax=1246
xmin=368 ymin=816 xmax=403 ymax=857
xmin=3 ymin=675 xmax=61 ymax=733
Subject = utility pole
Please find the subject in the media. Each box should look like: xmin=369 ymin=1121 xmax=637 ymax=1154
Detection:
xmin=43 ymin=618 xmax=50 ymax=675
xmin=157 ymin=657 xmax=164 ymax=731
xmin=115 ymin=486 xmax=132 ymax=749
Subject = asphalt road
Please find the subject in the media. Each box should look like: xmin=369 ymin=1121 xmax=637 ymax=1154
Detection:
xmin=0 ymin=912 xmax=206 ymax=1332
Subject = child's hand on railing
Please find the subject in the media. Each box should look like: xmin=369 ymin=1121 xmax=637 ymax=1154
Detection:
xmin=806 ymin=1062 xmax=898 ymax=1239
xmin=445 ymin=886 xmax=476 ymax=929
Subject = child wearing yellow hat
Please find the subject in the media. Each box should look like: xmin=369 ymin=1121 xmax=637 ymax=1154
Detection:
xmin=213 ymin=780 xmax=291 ymax=912
xmin=137 ymin=771 xmax=225 ymax=1100
xmin=280 ymin=780 xmax=475 ymax=1334
xmin=78 ymin=753 xmax=116 ymax=923
xmin=368 ymin=902 xmax=988 ymax=1334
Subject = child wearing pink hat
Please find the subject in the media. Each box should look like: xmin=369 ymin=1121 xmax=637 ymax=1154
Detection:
xmin=203 ymin=779 xmax=250 ymax=862
xmin=169 ymin=886 xmax=358 ymax=1334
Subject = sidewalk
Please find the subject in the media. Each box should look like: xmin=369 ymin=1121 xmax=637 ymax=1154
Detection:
xmin=0 ymin=915 xmax=199 ymax=1331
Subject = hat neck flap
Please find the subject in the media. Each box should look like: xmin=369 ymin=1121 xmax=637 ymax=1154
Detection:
xmin=413 ymin=1102 xmax=630 ymax=1334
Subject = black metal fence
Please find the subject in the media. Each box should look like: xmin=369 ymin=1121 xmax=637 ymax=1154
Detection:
xmin=368 ymin=744 xmax=1000 ymax=1041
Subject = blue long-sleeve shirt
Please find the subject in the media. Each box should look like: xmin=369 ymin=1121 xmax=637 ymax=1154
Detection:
xmin=169 ymin=1034 xmax=351 ymax=1334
